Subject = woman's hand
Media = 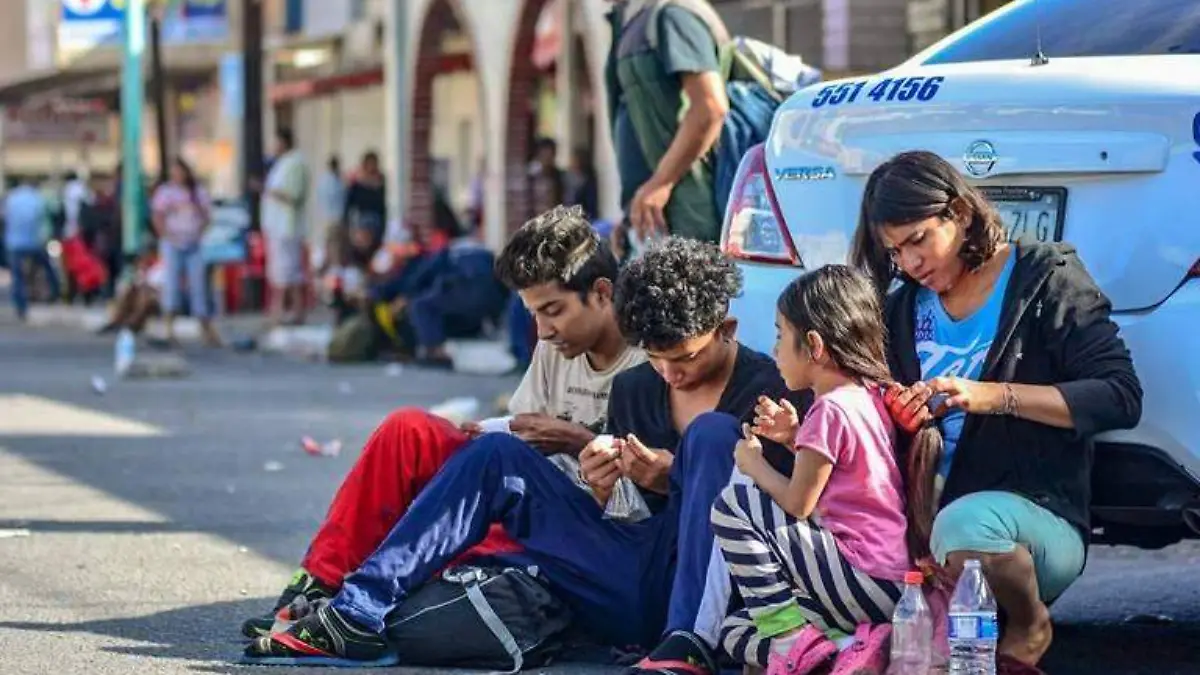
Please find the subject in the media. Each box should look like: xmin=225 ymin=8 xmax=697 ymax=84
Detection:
xmin=751 ymin=396 xmax=800 ymax=446
xmin=734 ymin=424 xmax=767 ymax=477
xmin=926 ymin=377 xmax=1004 ymax=415
xmin=883 ymin=382 xmax=935 ymax=433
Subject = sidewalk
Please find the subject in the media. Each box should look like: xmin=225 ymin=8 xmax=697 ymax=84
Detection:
xmin=9 ymin=300 xmax=518 ymax=374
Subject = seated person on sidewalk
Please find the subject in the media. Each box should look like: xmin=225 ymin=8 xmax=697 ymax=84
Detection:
xmin=711 ymin=266 xmax=937 ymax=673
xmin=97 ymin=246 xmax=163 ymax=335
xmin=240 ymin=204 xmax=645 ymax=638
xmin=856 ymin=151 xmax=1142 ymax=673
xmin=403 ymin=235 xmax=509 ymax=369
xmin=243 ymin=235 xmax=808 ymax=666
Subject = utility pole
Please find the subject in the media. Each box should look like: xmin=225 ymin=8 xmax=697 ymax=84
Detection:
xmin=149 ymin=7 xmax=169 ymax=184
xmin=120 ymin=0 xmax=148 ymax=260
xmin=383 ymin=0 xmax=409 ymax=237
xmin=242 ymin=0 xmax=264 ymax=231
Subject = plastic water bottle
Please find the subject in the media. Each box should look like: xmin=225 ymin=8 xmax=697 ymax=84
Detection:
xmin=888 ymin=570 xmax=933 ymax=675
xmin=948 ymin=559 xmax=998 ymax=674
xmin=114 ymin=328 xmax=136 ymax=377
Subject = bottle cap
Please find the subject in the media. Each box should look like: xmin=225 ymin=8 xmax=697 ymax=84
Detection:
xmin=904 ymin=570 xmax=924 ymax=585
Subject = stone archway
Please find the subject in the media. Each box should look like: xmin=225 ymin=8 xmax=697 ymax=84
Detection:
xmin=503 ymin=0 xmax=558 ymax=235
xmin=410 ymin=0 xmax=485 ymax=233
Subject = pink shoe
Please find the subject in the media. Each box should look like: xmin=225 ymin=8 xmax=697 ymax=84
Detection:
xmin=829 ymin=624 xmax=892 ymax=675
xmin=766 ymin=625 xmax=837 ymax=675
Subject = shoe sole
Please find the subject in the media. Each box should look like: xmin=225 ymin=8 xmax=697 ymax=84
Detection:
xmin=238 ymin=653 xmax=400 ymax=668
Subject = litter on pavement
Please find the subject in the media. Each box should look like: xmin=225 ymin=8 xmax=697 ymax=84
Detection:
xmin=301 ymin=436 xmax=343 ymax=458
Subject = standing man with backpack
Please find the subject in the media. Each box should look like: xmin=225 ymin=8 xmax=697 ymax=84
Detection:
xmin=606 ymin=0 xmax=730 ymax=247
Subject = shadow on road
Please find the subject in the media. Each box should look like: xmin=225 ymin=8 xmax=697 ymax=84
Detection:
xmin=0 ymin=598 xmax=620 ymax=675
xmin=0 ymin=597 xmax=269 ymax=663
xmin=1042 ymin=621 xmax=1200 ymax=675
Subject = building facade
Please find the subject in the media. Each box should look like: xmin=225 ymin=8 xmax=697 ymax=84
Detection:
xmin=0 ymin=0 xmax=1013 ymax=251
xmin=370 ymin=0 xmax=927 ymax=251
xmin=0 ymin=0 xmax=240 ymax=185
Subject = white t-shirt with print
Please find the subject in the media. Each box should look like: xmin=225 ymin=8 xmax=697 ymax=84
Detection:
xmin=507 ymin=340 xmax=646 ymax=433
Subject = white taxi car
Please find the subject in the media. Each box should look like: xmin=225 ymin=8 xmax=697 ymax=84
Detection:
xmin=723 ymin=0 xmax=1200 ymax=549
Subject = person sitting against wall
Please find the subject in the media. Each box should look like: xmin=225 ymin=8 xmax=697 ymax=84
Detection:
xmin=852 ymin=151 xmax=1142 ymax=674
xmin=373 ymin=196 xmax=506 ymax=369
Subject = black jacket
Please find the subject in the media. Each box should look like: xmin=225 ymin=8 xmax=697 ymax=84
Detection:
xmin=884 ymin=243 xmax=1143 ymax=537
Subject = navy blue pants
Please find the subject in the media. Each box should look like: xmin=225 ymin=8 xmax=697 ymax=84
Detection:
xmin=7 ymin=248 xmax=60 ymax=319
xmin=407 ymin=287 xmax=492 ymax=349
xmin=331 ymin=413 xmax=741 ymax=648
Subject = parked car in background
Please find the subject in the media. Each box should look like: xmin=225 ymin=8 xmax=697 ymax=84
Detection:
xmin=723 ymin=0 xmax=1200 ymax=549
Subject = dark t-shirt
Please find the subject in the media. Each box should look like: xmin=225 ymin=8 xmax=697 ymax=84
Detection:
xmin=606 ymin=343 xmax=812 ymax=510
xmin=344 ymin=180 xmax=387 ymax=235
xmin=612 ymin=4 xmax=720 ymax=208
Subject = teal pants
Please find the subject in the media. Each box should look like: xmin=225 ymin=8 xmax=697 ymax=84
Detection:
xmin=931 ymin=491 xmax=1085 ymax=603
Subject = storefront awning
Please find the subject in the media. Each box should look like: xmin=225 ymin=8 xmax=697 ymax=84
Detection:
xmin=268 ymin=66 xmax=385 ymax=104
xmin=0 ymin=68 xmax=114 ymax=105
xmin=0 ymin=64 xmax=213 ymax=106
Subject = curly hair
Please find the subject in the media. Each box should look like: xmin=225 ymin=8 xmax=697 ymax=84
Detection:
xmin=614 ymin=237 xmax=743 ymax=350
xmin=494 ymin=205 xmax=618 ymax=296
xmin=850 ymin=150 xmax=1005 ymax=294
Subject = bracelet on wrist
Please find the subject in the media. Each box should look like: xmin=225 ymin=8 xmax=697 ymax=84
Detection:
xmin=995 ymin=383 xmax=1019 ymax=417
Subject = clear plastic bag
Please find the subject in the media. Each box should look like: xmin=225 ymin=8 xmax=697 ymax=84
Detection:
xmin=545 ymin=452 xmax=652 ymax=523
xmin=603 ymin=475 xmax=652 ymax=523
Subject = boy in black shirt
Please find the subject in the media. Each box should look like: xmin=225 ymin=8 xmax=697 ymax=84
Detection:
xmin=245 ymin=237 xmax=806 ymax=667
xmin=584 ymin=237 xmax=808 ymax=675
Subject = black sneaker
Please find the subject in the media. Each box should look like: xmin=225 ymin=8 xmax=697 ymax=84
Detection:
xmin=240 ymin=569 xmax=336 ymax=639
xmin=242 ymin=602 xmax=397 ymax=666
xmin=626 ymin=630 xmax=719 ymax=675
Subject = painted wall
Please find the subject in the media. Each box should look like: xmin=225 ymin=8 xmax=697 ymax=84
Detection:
xmin=385 ymin=0 xmax=616 ymax=250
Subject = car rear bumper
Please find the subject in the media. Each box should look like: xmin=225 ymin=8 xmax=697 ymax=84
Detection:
xmin=1100 ymin=282 xmax=1200 ymax=483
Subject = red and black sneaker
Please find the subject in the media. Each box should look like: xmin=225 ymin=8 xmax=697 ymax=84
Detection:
xmin=242 ymin=602 xmax=398 ymax=667
xmin=239 ymin=569 xmax=335 ymax=639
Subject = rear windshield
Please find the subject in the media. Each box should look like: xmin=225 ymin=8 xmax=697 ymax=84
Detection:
xmin=923 ymin=0 xmax=1200 ymax=65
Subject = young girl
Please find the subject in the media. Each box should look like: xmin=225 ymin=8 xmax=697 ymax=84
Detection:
xmin=712 ymin=264 xmax=941 ymax=675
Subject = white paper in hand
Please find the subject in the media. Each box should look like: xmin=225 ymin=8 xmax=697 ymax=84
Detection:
xmin=477 ymin=416 xmax=514 ymax=435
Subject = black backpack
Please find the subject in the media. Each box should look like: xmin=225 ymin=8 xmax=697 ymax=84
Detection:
xmin=384 ymin=564 xmax=573 ymax=672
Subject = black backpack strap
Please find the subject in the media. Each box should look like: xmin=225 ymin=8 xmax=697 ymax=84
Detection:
xmin=444 ymin=566 xmax=526 ymax=674
xmin=464 ymin=578 xmax=524 ymax=674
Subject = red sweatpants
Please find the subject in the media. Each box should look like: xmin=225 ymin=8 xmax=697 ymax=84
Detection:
xmin=302 ymin=408 xmax=522 ymax=588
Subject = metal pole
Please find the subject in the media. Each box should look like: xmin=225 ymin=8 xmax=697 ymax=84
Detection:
xmin=242 ymin=0 xmax=264 ymax=231
xmin=150 ymin=13 xmax=169 ymax=184
xmin=383 ymin=0 xmax=408 ymax=230
xmin=120 ymin=0 xmax=148 ymax=259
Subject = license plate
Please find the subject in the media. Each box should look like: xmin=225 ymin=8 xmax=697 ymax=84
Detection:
xmin=979 ymin=186 xmax=1066 ymax=246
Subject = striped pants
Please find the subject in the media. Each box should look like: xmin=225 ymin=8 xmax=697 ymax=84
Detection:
xmin=711 ymin=482 xmax=902 ymax=667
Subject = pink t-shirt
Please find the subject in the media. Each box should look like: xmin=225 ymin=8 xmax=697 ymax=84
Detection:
xmin=794 ymin=384 xmax=910 ymax=581
xmin=152 ymin=183 xmax=210 ymax=246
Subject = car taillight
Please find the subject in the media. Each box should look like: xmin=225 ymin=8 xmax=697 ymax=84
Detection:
xmin=721 ymin=144 xmax=800 ymax=266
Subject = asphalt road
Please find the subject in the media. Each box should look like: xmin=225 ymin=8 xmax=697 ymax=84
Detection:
xmin=0 ymin=322 xmax=1198 ymax=674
